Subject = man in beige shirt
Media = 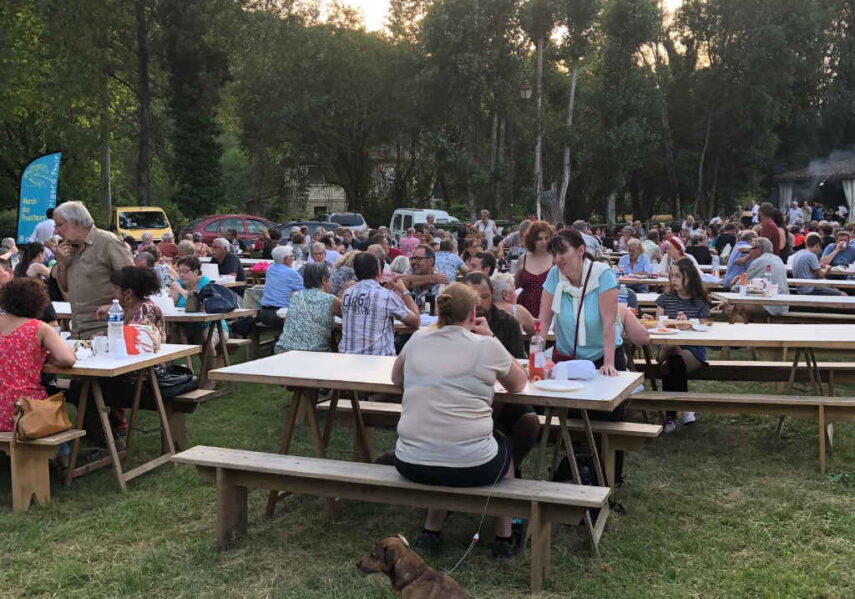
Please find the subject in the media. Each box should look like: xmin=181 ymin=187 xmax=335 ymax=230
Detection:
xmin=54 ymin=201 xmax=133 ymax=338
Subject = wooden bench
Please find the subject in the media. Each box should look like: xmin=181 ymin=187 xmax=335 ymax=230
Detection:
xmin=630 ymin=391 xmax=855 ymax=471
xmin=173 ymin=445 xmax=610 ymax=593
xmin=0 ymin=429 xmax=86 ymax=511
xmin=316 ymin=400 xmax=661 ymax=491
xmin=633 ymin=359 xmax=855 ymax=394
xmin=165 ymin=389 xmax=222 ymax=451
xmin=772 ymin=311 xmax=855 ymax=323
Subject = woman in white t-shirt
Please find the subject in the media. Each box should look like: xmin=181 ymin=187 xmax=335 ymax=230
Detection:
xmin=392 ymin=282 xmax=528 ymax=558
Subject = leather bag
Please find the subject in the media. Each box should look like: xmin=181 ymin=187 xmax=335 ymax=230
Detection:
xmin=198 ymin=283 xmax=238 ymax=313
xmin=13 ymin=392 xmax=72 ymax=442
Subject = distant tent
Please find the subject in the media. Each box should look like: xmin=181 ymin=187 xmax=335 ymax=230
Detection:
xmin=774 ymin=157 xmax=855 ymax=224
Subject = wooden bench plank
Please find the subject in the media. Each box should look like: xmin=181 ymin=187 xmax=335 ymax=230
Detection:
xmin=173 ymin=446 xmax=609 ymax=508
xmin=0 ymin=429 xmax=86 ymax=447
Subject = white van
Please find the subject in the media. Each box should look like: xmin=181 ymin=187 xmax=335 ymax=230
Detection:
xmin=389 ymin=208 xmax=460 ymax=240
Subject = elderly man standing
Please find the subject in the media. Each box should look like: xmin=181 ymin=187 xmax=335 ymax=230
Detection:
xmin=211 ymin=237 xmax=246 ymax=295
xmin=474 ymin=209 xmax=498 ymax=249
xmin=54 ymin=201 xmax=133 ymax=338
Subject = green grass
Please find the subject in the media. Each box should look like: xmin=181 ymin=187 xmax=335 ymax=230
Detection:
xmin=1 ymin=370 xmax=854 ymax=598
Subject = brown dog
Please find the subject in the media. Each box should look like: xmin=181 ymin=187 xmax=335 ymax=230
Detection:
xmin=357 ymin=535 xmax=471 ymax=599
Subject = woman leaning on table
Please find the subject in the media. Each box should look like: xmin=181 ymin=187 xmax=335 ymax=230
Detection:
xmin=391 ymin=282 xmax=528 ymax=559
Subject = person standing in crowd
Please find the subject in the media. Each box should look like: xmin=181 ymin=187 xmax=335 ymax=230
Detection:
xmin=756 ymin=202 xmax=782 ymax=255
xmin=53 ymin=201 xmax=133 ymax=338
xmin=515 ymin=221 xmax=554 ymax=318
xmin=211 ymin=237 xmax=246 ymax=295
xmin=787 ymin=201 xmax=803 ymax=225
xmin=275 ymin=263 xmax=342 ymax=354
xmin=29 ymin=207 xmax=56 ymax=244
xmin=340 ymin=252 xmax=420 ymax=356
xmin=792 ymin=233 xmax=846 ymax=296
xmin=643 ymin=229 xmax=662 ymax=262
xmin=655 ymin=257 xmax=712 ymax=432
xmin=475 ymin=210 xmax=498 ymax=249
xmin=538 ymin=229 xmax=623 ymax=376
xmin=820 ymin=229 xmax=855 ymax=267
xmin=424 ymin=213 xmax=438 ymax=236
xmin=391 ymin=282 xmax=528 ymax=558
xmin=0 ymin=278 xmax=75 ymax=432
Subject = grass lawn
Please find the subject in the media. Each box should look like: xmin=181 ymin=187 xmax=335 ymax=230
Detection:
xmin=1 ymin=367 xmax=854 ymax=598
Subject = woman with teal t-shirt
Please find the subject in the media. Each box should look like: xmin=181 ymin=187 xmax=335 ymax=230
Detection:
xmin=537 ymin=229 xmax=624 ymax=377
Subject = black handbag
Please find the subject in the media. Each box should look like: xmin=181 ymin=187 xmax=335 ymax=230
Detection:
xmin=155 ymin=365 xmax=197 ymax=400
xmin=198 ymin=283 xmax=238 ymax=313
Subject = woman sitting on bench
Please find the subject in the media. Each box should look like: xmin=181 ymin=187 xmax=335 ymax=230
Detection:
xmin=655 ymin=257 xmax=712 ymax=433
xmin=391 ymin=283 xmax=528 ymax=559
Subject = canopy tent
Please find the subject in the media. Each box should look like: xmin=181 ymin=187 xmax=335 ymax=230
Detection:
xmin=775 ymin=157 xmax=855 ymax=224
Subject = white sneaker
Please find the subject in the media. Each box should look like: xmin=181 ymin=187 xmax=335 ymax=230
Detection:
xmin=681 ymin=412 xmax=697 ymax=425
xmin=663 ymin=418 xmax=678 ymax=434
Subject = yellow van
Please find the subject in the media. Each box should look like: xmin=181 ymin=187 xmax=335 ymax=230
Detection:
xmin=110 ymin=206 xmax=173 ymax=241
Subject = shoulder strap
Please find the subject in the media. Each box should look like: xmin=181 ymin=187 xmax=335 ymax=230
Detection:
xmin=571 ymin=264 xmax=595 ymax=358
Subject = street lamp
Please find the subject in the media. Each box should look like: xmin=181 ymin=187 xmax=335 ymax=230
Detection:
xmin=519 ymin=82 xmax=533 ymax=100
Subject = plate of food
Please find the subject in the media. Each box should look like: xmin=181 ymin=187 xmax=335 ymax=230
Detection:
xmin=531 ymin=379 xmax=585 ymax=392
xmin=649 ymin=327 xmax=680 ymax=335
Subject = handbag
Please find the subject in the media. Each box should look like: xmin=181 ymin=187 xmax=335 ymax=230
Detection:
xmin=155 ymin=364 xmax=197 ymax=401
xmin=12 ymin=392 xmax=72 ymax=442
xmin=198 ymin=283 xmax=239 ymax=313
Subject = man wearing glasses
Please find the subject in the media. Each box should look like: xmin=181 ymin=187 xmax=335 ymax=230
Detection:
xmin=400 ymin=245 xmax=450 ymax=310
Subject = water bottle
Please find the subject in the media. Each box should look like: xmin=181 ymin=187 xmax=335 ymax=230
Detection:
xmin=618 ymin=284 xmax=629 ymax=307
xmin=711 ymin=254 xmax=721 ymax=278
xmin=528 ymin=321 xmax=546 ymax=381
xmin=763 ymin=264 xmax=773 ymax=290
xmin=107 ymin=299 xmax=127 ymax=359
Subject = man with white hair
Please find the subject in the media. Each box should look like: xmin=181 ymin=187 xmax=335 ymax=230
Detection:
xmin=261 ymin=245 xmax=304 ymax=313
xmin=54 ymin=200 xmax=133 ymax=338
xmin=309 ymin=241 xmax=337 ymax=266
xmin=741 ymin=237 xmax=790 ymax=317
xmin=137 ymin=232 xmax=155 ymax=254
xmin=211 ymin=237 xmax=246 ymax=295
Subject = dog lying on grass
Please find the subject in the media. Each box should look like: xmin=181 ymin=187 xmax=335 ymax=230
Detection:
xmin=357 ymin=535 xmax=471 ymax=598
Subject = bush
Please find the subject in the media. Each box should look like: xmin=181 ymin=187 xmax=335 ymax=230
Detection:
xmin=0 ymin=209 xmax=19 ymax=240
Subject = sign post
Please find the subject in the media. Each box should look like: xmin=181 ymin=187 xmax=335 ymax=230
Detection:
xmin=16 ymin=152 xmax=62 ymax=243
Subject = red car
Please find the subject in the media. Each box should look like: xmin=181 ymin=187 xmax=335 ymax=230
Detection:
xmin=181 ymin=214 xmax=276 ymax=246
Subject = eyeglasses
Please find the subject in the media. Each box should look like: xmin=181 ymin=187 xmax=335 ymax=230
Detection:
xmin=410 ymin=256 xmax=427 ymax=262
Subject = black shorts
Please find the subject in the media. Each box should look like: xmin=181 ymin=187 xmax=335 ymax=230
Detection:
xmin=494 ymin=403 xmax=536 ymax=436
xmin=394 ymin=431 xmax=513 ymax=487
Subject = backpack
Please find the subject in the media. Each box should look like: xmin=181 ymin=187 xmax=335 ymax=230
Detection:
xmin=198 ymin=283 xmax=239 ymax=313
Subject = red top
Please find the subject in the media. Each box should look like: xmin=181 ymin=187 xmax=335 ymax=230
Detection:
xmin=760 ymin=221 xmax=781 ymax=255
xmin=518 ymin=260 xmax=550 ymax=318
xmin=0 ymin=319 xmax=48 ymax=431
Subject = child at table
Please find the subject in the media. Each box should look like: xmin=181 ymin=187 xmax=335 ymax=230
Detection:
xmin=655 ymin=257 xmax=712 ymax=433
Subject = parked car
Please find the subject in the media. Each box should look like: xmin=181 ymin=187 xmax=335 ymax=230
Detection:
xmin=180 ymin=214 xmax=276 ymax=246
xmin=389 ymin=208 xmax=460 ymax=240
xmin=326 ymin=212 xmax=368 ymax=233
xmin=275 ymin=220 xmax=332 ymax=241
xmin=110 ymin=206 xmax=173 ymax=242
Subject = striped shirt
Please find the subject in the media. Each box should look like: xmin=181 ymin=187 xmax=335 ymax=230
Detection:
xmin=340 ymin=279 xmax=411 ymax=356
xmin=655 ymin=292 xmax=711 ymax=320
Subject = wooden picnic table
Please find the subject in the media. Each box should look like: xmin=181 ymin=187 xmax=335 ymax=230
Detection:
xmin=620 ymin=276 xmax=722 ymax=289
xmin=645 ymin=321 xmax=855 ymax=395
xmin=209 ymin=351 xmax=642 ymax=548
xmin=785 ymin=278 xmax=855 ymax=290
xmin=45 ymin=343 xmax=199 ymax=491
xmin=711 ymin=291 xmax=855 ymax=312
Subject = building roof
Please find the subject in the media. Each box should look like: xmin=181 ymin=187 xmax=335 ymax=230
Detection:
xmin=775 ymin=157 xmax=855 ymax=182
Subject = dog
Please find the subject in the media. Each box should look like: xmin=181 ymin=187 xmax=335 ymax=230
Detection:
xmin=357 ymin=535 xmax=471 ymax=599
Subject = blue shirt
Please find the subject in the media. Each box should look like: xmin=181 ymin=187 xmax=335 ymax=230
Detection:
xmin=434 ymin=251 xmax=464 ymax=283
xmin=722 ymin=241 xmax=752 ymax=288
xmin=543 ymin=266 xmax=623 ymax=361
xmin=261 ymin=263 xmax=304 ymax=308
xmin=821 ymin=241 xmax=855 ymax=267
xmin=792 ymin=249 xmax=821 ymax=294
xmin=617 ymin=253 xmax=652 ymax=276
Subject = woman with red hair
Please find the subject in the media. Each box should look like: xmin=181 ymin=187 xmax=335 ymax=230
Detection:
xmin=515 ymin=221 xmax=554 ymax=318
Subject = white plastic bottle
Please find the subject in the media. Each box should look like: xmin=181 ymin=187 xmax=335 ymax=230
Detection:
xmin=107 ymin=299 xmax=127 ymax=359
xmin=711 ymin=254 xmax=721 ymax=278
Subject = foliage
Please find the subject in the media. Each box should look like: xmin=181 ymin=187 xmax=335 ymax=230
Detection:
xmin=0 ymin=0 xmax=853 ymax=225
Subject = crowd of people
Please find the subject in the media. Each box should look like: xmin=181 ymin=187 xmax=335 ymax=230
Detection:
xmin=1 ymin=197 xmax=853 ymax=559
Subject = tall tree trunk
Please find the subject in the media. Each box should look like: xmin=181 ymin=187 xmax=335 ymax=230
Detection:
xmin=607 ymin=191 xmax=617 ymax=224
xmin=534 ymin=36 xmax=545 ymax=220
xmin=99 ymin=68 xmax=112 ymax=218
xmin=135 ymin=0 xmax=152 ymax=206
xmin=695 ymin=107 xmax=714 ymax=217
xmin=490 ymin=110 xmax=498 ymax=213
xmin=558 ymin=63 xmax=579 ymax=223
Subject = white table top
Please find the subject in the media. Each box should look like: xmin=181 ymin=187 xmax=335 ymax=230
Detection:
xmin=209 ymin=351 xmax=642 ymax=411
xmin=646 ymin=322 xmax=855 ymax=348
xmin=786 ymin=278 xmax=855 ymax=289
xmin=636 ymin=293 xmax=659 ymax=306
xmin=711 ymin=292 xmax=855 ymax=310
xmin=44 ymin=343 xmax=200 ymax=377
